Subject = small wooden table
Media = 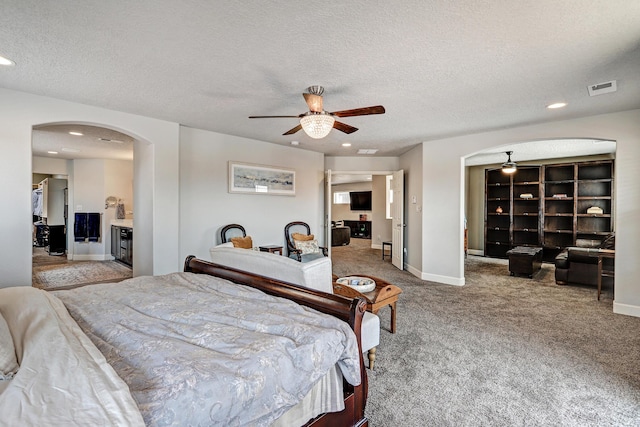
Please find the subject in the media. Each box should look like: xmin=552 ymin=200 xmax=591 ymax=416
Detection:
xmin=506 ymin=246 xmax=543 ymax=278
xmin=333 ymin=275 xmax=402 ymax=333
xmin=258 ymin=245 xmax=283 ymax=256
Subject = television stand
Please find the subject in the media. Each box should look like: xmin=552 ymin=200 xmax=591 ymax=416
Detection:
xmin=343 ymin=220 xmax=371 ymax=239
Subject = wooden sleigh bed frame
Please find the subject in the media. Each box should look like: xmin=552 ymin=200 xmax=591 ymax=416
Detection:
xmin=184 ymin=256 xmax=370 ymax=427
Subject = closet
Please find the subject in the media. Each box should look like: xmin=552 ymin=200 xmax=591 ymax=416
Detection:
xmin=33 ymin=177 xmax=68 ymax=255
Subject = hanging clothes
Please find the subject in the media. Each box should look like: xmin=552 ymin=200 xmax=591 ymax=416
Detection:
xmin=32 ymin=188 xmax=43 ymax=217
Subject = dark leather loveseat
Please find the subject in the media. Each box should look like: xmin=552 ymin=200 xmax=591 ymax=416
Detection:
xmin=554 ymin=233 xmax=615 ymax=287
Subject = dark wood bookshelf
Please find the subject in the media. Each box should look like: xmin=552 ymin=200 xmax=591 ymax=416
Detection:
xmin=485 ymin=159 xmax=614 ymax=261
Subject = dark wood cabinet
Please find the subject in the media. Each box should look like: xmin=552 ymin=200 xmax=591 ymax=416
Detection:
xmin=343 ymin=220 xmax=372 ymax=239
xmin=485 ymin=159 xmax=613 ymax=260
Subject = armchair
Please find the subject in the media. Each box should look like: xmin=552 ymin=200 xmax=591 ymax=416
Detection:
xmin=219 ymin=224 xmax=253 ymax=249
xmin=284 ymin=221 xmax=328 ymax=262
xmin=554 ymin=233 xmax=615 ymax=298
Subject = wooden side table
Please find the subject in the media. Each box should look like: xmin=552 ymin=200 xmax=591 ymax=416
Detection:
xmin=259 ymin=245 xmax=283 ymax=256
xmin=333 ymin=275 xmax=402 ymax=333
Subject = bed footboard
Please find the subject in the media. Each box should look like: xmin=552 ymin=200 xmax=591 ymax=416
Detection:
xmin=184 ymin=255 xmax=369 ymax=427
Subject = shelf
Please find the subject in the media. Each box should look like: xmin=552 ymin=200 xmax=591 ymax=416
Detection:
xmin=577 ymin=196 xmax=611 ymax=200
xmin=544 ymin=213 xmax=573 ymax=217
xmin=487 ymin=241 xmax=509 ymax=245
xmin=513 ymin=229 xmax=538 ymax=232
xmin=577 ymin=231 xmax=611 ymax=236
xmin=576 ymin=213 xmax=610 ymax=217
xmin=543 ymin=229 xmax=573 ymax=233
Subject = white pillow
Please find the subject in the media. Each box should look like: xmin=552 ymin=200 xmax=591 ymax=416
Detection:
xmin=294 ymin=239 xmax=320 ymax=255
xmin=0 ymin=314 xmax=19 ymax=379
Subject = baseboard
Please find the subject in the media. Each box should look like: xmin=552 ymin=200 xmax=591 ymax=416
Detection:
xmin=71 ymin=254 xmax=114 ymax=261
xmin=468 ymin=249 xmax=484 ymax=256
xmin=422 ymin=272 xmax=465 ymax=286
xmin=613 ymin=301 xmax=640 ymax=318
xmin=371 ymin=243 xmax=382 ymax=250
xmin=405 ymin=263 xmax=421 ymax=278
xmin=404 ymin=263 xmax=465 ymax=286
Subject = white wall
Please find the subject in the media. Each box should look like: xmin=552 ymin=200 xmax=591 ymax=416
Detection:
xmin=178 ymin=126 xmax=325 ymax=262
xmin=421 ymin=109 xmax=640 ymax=317
xmin=0 ymin=88 xmax=180 ymax=287
xmin=72 ymin=159 xmax=106 ymax=258
xmin=371 ymin=175 xmax=392 ymax=247
xmin=331 ymin=182 xmax=372 ymax=222
xmin=325 ymin=156 xmax=399 ymax=172
xmin=400 ymin=144 xmax=423 ymax=276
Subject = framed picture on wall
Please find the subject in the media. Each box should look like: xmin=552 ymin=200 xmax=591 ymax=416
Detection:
xmin=228 ymin=161 xmax=296 ymax=196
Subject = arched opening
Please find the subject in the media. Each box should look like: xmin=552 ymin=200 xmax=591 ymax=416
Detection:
xmin=463 ymin=138 xmax=616 ymax=284
xmin=31 ymin=121 xmax=153 ymax=289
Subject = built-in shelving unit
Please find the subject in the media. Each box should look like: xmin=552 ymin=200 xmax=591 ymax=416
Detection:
xmin=485 ymin=159 xmax=614 ymax=260
xmin=485 ymin=166 xmax=541 ymax=258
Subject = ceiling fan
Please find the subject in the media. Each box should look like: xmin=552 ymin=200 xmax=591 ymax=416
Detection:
xmin=249 ymin=86 xmax=385 ymax=139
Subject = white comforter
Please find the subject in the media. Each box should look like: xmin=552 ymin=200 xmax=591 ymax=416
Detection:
xmin=0 ymin=286 xmax=144 ymax=426
xmin=52 ymin=272 xmax=361 ymax=426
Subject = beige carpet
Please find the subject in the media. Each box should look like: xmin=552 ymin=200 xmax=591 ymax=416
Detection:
xmin=33 ymin=261 xmax=132 ymax=290
xmin=331 ymin=239 xmax=639 ymax=426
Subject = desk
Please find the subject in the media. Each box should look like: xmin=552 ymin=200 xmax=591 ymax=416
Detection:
xmin=258 ymin=245 xmax=283 ymax=256
xmin=382 ymin=241 xmax=392 ymax=260
xmin=333 ymin=275 xmax=402 ymax=333
xmin=597 ymin=250 xmax=615 ymax=301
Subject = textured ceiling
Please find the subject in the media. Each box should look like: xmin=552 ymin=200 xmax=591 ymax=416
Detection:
xmin=2 ymin=1 xmax=639 ymax=159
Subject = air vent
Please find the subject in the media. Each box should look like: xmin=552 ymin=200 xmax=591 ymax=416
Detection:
xmin=588 ymin=80 xmax=617 ymax=97
xmin=357 ymin=149 xmax=378 ymax=155
xmin=98 ymin=137 xmax=124 ymax=143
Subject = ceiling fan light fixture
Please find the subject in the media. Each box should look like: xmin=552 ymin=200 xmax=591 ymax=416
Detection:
xmin=300 ymin=113 xmax=335 ymax=139
xmin=501 ymin=151 xmax=517 ymax=174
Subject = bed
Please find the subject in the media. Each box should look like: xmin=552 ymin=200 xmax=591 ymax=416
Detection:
xmin=0 ymin=256 xmax=369 ymax=426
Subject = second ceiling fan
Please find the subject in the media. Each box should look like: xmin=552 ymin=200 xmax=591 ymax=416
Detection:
xmin=249 ymin=85 xmax=385 ymax=139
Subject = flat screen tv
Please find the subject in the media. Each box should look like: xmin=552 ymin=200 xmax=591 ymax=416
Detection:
xmin=349 ymin=191 xmax=372 ymax=211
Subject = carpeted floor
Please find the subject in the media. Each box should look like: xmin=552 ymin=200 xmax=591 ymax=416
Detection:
xmin=332 ymin=239 xmax=640 ymax=426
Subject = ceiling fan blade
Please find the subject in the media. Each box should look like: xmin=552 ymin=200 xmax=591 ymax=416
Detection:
xmin=283 ymin=124 xmax=302 ymax=135
xmin=333 ymin=121 xmax=358 ymax=134
xmin=249 ymin=115 xmax=300 ymax=119
xmin=331 ymin=105 xmax=386 ymax=117
xmin=303 ymin=93 xmax=323 ymax=113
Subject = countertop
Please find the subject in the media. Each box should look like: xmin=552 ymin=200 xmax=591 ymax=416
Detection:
xmin=111 ymin=219 xmax=133 ymax=229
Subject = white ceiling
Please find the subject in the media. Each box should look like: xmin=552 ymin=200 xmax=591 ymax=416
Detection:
xmin=2 ymin=1 xmax=639 ymax=159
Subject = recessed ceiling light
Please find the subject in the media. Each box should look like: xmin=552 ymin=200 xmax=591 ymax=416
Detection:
xmin=69 ymin=131 xmax=83 ymax=136
xmin=0 ymin=55 xmax=15 ymax=66
xmin=47 ymin=151 xmax=58 ymax=154
xmin=290 ymin=141 xmax=299 ymax=146
xmin=61 ymin=147 xmax=80 ymax=153
xmin=547 ymin=102 xmax=567 ymax=109
xmin=342 ymin=143 xmax=351 ymax=147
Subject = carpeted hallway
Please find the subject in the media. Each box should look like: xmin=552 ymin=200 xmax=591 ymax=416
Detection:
xmin=332 ymin=239 xmax=640 ymax=426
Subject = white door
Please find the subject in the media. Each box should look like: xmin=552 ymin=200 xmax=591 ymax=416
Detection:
xmin=391 ymin=169 xmax=404 ymax=270
xmin=325 ymin=169 xmax=332 ymax=257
